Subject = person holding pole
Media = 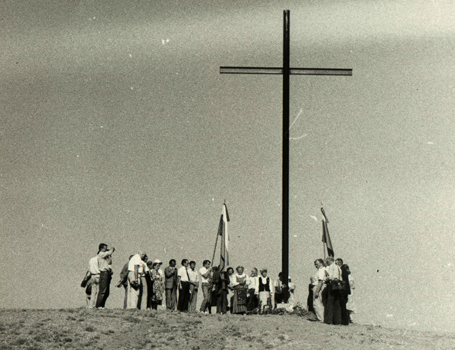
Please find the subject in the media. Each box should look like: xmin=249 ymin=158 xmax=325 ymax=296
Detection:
xmin=199 ymin=260 xmax=212 ymax=314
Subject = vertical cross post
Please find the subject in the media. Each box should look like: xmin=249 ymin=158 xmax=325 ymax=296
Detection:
xmin=220 ymin=10 xmax=352 ymax=302
xmin=282 ymin=10 xmax=291 ymax=302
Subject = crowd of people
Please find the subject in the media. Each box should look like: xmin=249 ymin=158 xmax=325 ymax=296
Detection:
xmin=81 ymin=243 xmax=297 ymax=314
xmin=307 ymin=256 xmax=356 ymax=326
xmin=82 ymin=243 xmax=356 ymax=323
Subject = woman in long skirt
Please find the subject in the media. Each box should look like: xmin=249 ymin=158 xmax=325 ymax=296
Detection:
xmin=257 ymin=269 xmax=273 ymax=314
xmin=231 ymin=266 xmax=248 ymax=314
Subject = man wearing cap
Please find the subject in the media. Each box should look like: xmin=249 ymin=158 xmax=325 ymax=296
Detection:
xmin=164 ymin=259 xmax=178 ymax=310
xmin=127 ymin=252 xmax=148 ymax=309
xmin=95 ymin=243 xmax=115 ymax=309
xmin=177 ymin=259 xmax=190 ymax=312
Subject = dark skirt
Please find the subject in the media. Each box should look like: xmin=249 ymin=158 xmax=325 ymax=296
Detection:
xmin=232 ymin=286 xmax=248 ymax=314
xmin=307 ymin=283 xmax=315 ymax=313
xmin=247 ymin=288 xmax=258 ymax=311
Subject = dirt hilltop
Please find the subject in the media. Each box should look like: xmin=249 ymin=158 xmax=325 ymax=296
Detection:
xmin=0 ymin=308 xmax=454 ymax=350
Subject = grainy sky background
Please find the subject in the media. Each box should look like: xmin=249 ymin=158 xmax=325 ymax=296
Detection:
xmin=1 ymin=0 xmax=455 ymax=332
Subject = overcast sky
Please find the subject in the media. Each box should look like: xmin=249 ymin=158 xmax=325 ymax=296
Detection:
xmin=1 ymin=0 xmax=455 ymax=332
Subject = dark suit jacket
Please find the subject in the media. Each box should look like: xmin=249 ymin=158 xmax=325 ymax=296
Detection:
xmin=164 ymin=266 xmax=178 ymax=289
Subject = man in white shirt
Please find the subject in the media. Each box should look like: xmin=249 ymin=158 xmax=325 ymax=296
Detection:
xmin=199 ymin=260 xmax=212 ymax=314
xmin=326 ymin=257 xmax=341 ymax=280
xmin=313 ymin=259 xmax=327 ymax=322
xmin=324 ymin=257 xmax=342 ymax=324
xmin=95 ymin=243 xmax=115 ymax=309
xmin=127 ymin=252 xmax=147 ymax=309
xmin=88 ymin=254 xmax=100 ymax=309
xmin=177 ymin=259 xmax=190 ymax=311
xmin=187 ymin=261 xmax=200 ymax=312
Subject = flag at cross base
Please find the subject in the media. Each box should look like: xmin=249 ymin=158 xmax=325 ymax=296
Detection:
xmin=322 ymin=216 xmax=334 ymax=258
xmin=218 ymin=204 xmax=230 ymax=271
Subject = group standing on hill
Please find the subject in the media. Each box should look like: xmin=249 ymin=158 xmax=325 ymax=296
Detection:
xmin=308 ymin=256 xmax=355 ymax=326
xmin=81 ymin=243 xmax=298 ymax=315
xmin=83 ymin=243 xmax=115 ymax=309
xmin=82 ymin=244 xmax=357 ymax=324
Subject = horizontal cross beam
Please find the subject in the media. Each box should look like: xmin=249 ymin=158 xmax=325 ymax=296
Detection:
xmin=220 ymin=66 xmax=353 ymax=76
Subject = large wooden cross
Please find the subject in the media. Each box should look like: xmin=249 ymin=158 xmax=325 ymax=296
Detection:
xmin=220 ymin=10 xmax=352 ymax=296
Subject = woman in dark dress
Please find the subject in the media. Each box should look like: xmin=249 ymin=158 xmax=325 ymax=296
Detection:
xmin=231 ymin=266 xmax=248 ymax=314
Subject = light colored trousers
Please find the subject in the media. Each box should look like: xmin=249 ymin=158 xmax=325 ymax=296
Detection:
xmin=165 ymin=287 xmax=177 ymax=310
xmin=200 ymin=283 xmax=211 ymax=312
xmin=127 ymin=271 xmax=142 ymax=309
xmin=312 ymin=285 xmax=325 ymax=322
xmin=139 ymin=276 xmax=148 ymax=310
xmin=189 ymin=284 xmax=198 ymax=312
xmin=90 ymin=275 xmax=100 ymax=309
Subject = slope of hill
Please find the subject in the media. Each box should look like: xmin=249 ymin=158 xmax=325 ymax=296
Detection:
xmin=0 ymin=308 xmax=454 ymax=349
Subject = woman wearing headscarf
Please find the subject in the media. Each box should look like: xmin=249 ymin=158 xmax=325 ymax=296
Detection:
xmin=231 ymin=266 xmax=248 ymax=314
xmin=257 ymin=269 xmax=273 ymax=314
xmin=150 ymin=259 xmax=165 ymax=310
xmin=247 ymin=267 xmax=259 ymax=312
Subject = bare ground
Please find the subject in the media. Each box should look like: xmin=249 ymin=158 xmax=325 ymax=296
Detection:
xmin=0 ymin=308 xmax=454 ymax=350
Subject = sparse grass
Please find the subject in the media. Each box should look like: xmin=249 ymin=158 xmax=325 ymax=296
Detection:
xmin=25 ymin=344 xmax=43 ymax=350
xmin=123 ymin=315 xmax=143 ymax=323
xmin=242 ymin=335 xmax=255 ymax=341
xmin=0 ymin=308 xmax=445 ymax=350
xmin=13 ymin=337 xmax=28 ymax=346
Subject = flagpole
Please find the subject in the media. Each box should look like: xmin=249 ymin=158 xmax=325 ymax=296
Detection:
xmin=211 ymin=222 xmax=220 ymax=266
